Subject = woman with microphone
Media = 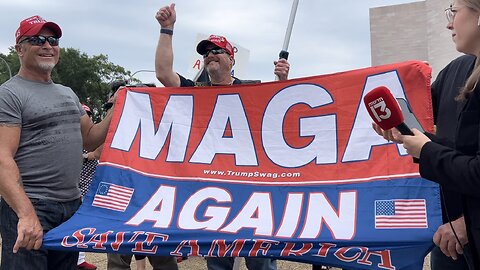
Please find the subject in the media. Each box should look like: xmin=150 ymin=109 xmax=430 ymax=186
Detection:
xmin=373 ymin=0 xmax=480 ymax=268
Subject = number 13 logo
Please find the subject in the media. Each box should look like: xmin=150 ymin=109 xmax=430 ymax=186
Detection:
xmin=369 ymin=100 xmax=391 ymax=122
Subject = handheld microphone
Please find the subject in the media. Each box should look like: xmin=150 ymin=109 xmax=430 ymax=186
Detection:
xmin=363 ymin=86 xmax=414 ymax=135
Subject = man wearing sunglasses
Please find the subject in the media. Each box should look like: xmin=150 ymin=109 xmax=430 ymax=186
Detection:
xmin=154 ymin=4 xmax=289 ymax=270
xmin=155 ymin=3 xmax=290 ymax=88
xmin=0 ymin=15 xmax=115 ymax=270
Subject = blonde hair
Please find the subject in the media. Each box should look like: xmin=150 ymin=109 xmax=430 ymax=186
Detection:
xmin=457 ymin=0 xmax=480 ymax=101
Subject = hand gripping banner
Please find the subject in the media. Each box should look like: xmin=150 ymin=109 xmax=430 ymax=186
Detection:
xmin=45 ymin=61 xmax=440 ymax=270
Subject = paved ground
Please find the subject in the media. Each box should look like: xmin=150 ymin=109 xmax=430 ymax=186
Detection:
xmin=86 ymin=253 xmax=328 ymax=270
xmin=85 ymin=253 xmax=431 ymax=270
xmin=81 ymin=252 xmax=432 ymax=269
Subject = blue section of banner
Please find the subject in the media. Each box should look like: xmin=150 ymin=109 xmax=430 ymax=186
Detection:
xmin=45 ymin=165 xmax=440 ymax=269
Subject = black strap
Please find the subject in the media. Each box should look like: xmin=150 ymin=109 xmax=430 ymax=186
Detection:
xmin=160 ymin=28 xmax=173 ymax=35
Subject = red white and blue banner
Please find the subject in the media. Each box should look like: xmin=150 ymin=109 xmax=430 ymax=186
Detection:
xmin=45 ymin=61 xmax=440 ymax=270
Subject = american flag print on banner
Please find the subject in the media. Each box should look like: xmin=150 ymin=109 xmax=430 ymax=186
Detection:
xmin=375 ymin=199 xmax=427 ymax=229
xmin=92 ymin=182 xmax=134 ymax=212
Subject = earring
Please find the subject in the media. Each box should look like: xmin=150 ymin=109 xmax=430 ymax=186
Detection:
xmin=477 ymin=16 xmax=480 ymax=27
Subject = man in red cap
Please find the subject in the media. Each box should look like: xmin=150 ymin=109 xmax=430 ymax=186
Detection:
xmin=154 ymin=3 xmax=290 ymax=88
xmin=0 ymin=15 xmax=115 ymax=269
xmin=154 ymin=4 xmax=286 ymax=270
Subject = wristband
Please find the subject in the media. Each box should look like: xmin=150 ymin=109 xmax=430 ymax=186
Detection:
xmin=160 ymin=28 xmax=173 ymax=35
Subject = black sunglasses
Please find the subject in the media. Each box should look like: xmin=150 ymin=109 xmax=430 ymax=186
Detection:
xmin=202 ymin=48 xmax=227 ymax=58
xmin=20 ymin=35 xmax=60 ymax=47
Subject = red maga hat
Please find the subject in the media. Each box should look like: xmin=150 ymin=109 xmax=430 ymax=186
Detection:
xmin=196 ymin=35 xmax=234 ymax=58
xmin=16 ymin=15 xmax=62 ymax=43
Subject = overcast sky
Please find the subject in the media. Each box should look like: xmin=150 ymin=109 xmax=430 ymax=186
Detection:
xmin=0 ymin=0 xmax=422 ymax=85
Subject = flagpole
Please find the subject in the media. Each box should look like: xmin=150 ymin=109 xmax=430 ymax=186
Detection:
xmin=275 ymin=0 xmax=300 ymax=80
xmin=237 ymin=1 xmax=299 ymax=266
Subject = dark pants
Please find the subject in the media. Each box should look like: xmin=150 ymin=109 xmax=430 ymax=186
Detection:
xmin=206 ymin=257 xmax=277 ymax=270
xmin=430 ymin=245 xmax=470 ymax=270
xmin=107 ymin=253 xmax=178 ymax=270
xmin=0 ymin=197 xmax=81 ymax=270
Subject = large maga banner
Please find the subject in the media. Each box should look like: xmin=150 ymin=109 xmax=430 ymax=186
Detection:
xmin=45 ymin=61 xmax=441 ymax=270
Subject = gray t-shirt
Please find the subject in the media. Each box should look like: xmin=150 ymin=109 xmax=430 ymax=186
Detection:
xmin=0 ymin=75 xmax=85 ymax=201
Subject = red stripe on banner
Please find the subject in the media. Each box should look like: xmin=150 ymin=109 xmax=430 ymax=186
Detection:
xmin=101 ymin=61 xmax=434 ymax=186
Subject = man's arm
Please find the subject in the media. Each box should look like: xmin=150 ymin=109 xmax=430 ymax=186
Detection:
xmin=0 ymin=125 xmax=43 ymax=252
xmin=85 ymin=144 xmax=104 ymax=160
xmin=155 ymin=3 xmax=181 ymax=87
xmin=80 ymin=106 xmax=114 ymax=152
xmin=91 ymin=144 xmax=104 ymax=160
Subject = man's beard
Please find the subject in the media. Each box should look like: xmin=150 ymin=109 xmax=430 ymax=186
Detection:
xmin=38 ymin=62 xmax=55 ymax=72
xmin=205 ymin=61 xmax=222 ymax=75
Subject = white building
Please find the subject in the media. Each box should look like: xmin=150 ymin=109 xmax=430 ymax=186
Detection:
xmin=370 ymin=0 xmax=462 ymax=79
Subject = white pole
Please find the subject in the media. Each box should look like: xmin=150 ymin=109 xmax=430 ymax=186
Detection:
xmin=282 ymin=0 xmax=300 ymax=52
xmin=275 ymin=0 xmax=300 ymax=80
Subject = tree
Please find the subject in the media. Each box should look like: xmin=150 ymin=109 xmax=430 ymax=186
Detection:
xmin=0 ymin=47 xmax=132 ymax=121
xmin=0 ymin=48 xmax=20 ymax=84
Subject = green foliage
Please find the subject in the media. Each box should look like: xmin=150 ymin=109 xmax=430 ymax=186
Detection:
xmin=0 ymin=47 xmax=132 ymax=122
xmin=0 ymin=47 xmax=20 ymax=84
